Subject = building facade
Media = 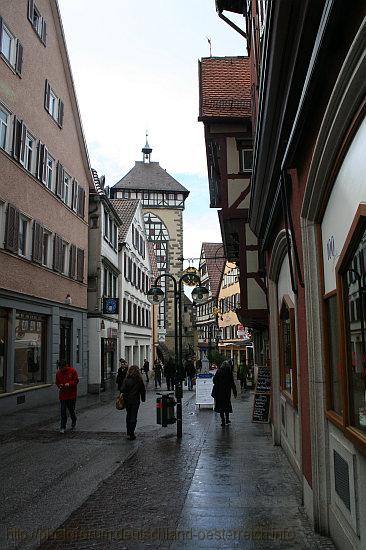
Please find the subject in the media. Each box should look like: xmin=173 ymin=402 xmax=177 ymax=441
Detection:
xmin=87 ymin=170 xmax=121 ymax=393
xmin=214 ymin=1 xmax=366 ymax=548
xmin=112 ymin=199 xmax=152 ymax=369
xmin=198 ymin=54 xmax=268 ymax=372
xmin=217 ymin=261 xmax=250 ymax=366
xmin=196 ymin=243 xmax=225 ymax=364
xmin=110 ymin=142 xmax=190 ymax=358
xmin=0 ymin=0 xmax=91 ymax=412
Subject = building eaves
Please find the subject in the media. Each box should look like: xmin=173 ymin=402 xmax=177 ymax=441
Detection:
xmin=201 ymin=242 xmax=226 ymax=298
xmin=111 ymin=161 xmax=189 ymax=195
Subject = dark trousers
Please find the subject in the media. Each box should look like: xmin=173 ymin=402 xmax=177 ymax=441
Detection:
xmin=125 ymin=402 xmax=140 ymax=436
xmin=187 ymin=375 xmax=194 ymax=391
xmin=60 ymin=399 xmax=76 ymax=429
xmin=220 ymin=412 xmax=229 ymax=425
xmin=154 ymin=374 xmax=162 ymax=388
xmin=166 ymin=376 xmax=175 ymax=391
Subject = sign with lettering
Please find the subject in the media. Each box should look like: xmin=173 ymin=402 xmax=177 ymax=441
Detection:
xmin=252 ymin=366 xmax=271 ymax=423
xmin=252 ymin=393 xmax=271 ymax=423
xmin=196 ymin=373 xmax=214 ymax=407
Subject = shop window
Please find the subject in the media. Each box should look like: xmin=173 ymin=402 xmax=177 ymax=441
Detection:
xmin=14 ymin=312 xmax=46 ymax=389
xmin=279 ymin=295 xmax=297 ymax=407
xmin=0 ymin=309 xmax=7 ymax=393
xmin=338 ymin=213 xmax=366 ymax=436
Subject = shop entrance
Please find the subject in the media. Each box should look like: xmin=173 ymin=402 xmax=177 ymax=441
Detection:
xmin=101 ymin=338 xmax=116 ymax=389
xmin=59 ymin=318 xmax=72 ymax=366
xmin=0 ymin=309 xmax=7 ymax=393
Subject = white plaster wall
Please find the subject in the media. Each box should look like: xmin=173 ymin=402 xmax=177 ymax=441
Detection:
xmin=246 ymin=224 xmax=258 ymax=246
xmin=321 ymin=118 xmax=366 ymax=293
xmin=228 ymin=178 xmax=250 ymax=208
xmin=247 ymin=278 xmax=267 ymax=310
xmin=277 ymin=253 xmax=295 ymax=310
xmin=226 ymin=137 xmax=239 ymax=173
xmin=247 ymin=250 xmax=258 ymax=272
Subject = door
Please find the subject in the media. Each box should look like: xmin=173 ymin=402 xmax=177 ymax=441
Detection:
xmin=59 ymin=318 xmax=72 ymax=366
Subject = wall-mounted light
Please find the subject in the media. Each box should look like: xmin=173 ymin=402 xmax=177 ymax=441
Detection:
xmin=65 ymin=294 xmax=72 ymax=305
xmin=101 ymin=320 xmax=105 ymax=330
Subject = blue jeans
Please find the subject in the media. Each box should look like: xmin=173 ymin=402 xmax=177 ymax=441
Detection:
xmin=60 ymin=399 xmax=76 ymax=429
xmin=187 ymin=376 xmax=194 ymax=390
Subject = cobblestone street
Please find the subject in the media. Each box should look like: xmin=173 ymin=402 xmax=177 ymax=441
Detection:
xmin=1 ymin=385 xmax=335 ymax=550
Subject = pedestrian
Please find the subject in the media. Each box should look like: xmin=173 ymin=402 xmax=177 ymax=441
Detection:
xmin=121 ymin=365 xmax=146 ymax=440
xmin=212 ymin=360 xmax=237 ymax=427
xmin=185 ymin=357 xmax=196 ymax=391
xmin=237 ymin=362 xmax=248 ymax=392
xmin=142 ymin=358 xmax=150 ymax=383
xmin=164 ymin=357 xmax=176 ymax=391
xmin=116 ymin=358 xmax=128 ymax=392
xmin=55 ymin=361 xmax=79 ymax=434
xmin=153 ymin=359 xmax=162 ymax=388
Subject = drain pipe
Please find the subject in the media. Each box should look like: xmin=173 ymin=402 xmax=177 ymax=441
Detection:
xmin=217 ymin=10 xmax=247 ymax=40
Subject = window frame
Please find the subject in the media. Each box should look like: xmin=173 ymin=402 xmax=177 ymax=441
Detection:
xmin=335 ymin=204 xmax=366 ymax=453
xmin=23 ymin=130 xmax=36 ymax=174
xmin=18 ymin=215 xmax=29 ymax=258
xmin=0 ymin=104 xmax=11 ymax=152
xmin=278 ymin=294 xmax=298 ymax=408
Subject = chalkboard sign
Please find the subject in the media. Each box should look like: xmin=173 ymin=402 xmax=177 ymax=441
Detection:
xmin=252 ymin=393 xmax=271 ymax=423
xmin=255 ymin=367 xmax=271 ymax=393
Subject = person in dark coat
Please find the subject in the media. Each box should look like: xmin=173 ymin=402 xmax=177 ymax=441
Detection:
xmin=185 ymin=358 xmax=196 ymax=391
xmin=121 ymin=365 xmax=146 ymax=440
xmin=212 ymin=360 xmax=237 ymax=426
xmin=116 ymin=358 xmax=128 ymax=392
xmin=153 ymin=359 xmax=162 ymax=388
xmin=164 ymin=357 xmax=176 ymax=391
xmin=142 ymin=358 xmax=150 ymax=383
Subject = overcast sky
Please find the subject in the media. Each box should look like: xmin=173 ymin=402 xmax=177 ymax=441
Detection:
xmin=58 ymin=0 xmax=245 ymax=265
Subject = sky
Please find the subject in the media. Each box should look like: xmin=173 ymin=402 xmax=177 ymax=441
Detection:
xmin=58 ymin=0 xmax=246 ymax=268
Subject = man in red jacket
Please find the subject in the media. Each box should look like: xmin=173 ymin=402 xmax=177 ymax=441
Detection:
xmin=55 ymin=362 xmax=79 ymax=434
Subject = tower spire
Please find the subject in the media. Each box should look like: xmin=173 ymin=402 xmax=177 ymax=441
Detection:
xmin=142 ymin=131 xmax=152 ymax=163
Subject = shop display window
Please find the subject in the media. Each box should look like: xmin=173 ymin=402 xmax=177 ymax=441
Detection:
xmin=339 ymin=219 xmax=366 ymax=434
xmin=0 ymin=309 xmax=7 ymax=393
xmin=279 ymin=295 xmax=297 ymax=407
xmin=14 ymin=311 xmax=46 ymax=388
xmin=324 ymin=294 xmax=342 ymax=416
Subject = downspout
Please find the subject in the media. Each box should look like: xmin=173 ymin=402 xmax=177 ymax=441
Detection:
xmin=217 ymin=10 xmax=247 ymax=40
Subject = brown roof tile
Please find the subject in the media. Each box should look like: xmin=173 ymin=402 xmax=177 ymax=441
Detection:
xmin=199 ymin=56 xmax=251 ymax=119
xmin=111 ymin=161 xmax=189 ymax=195
xmin=201 ymin=242 xmax=226 ymax=297
xmin=110 ymin=199 xmax=139 ymax=242
xmin=147 ymin=241 xmax=159 ymax=280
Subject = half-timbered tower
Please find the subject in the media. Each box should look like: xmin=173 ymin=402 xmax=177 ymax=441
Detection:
xmin=110 ymin=141 xmax=189 ymax=357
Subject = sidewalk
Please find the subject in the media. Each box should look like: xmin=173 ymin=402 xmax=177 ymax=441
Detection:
xmin=35 ymin=390 xmax=335 ymax=550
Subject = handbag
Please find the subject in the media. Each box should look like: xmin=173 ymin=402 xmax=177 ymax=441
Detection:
xmin=115 ymin=393 xmax=125 ymax=410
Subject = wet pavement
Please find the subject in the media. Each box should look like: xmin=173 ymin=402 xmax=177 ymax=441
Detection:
xmin=1 ymin=385 xmax=335 ymax=550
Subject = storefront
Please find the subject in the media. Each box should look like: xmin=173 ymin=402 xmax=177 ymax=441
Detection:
xmin=0 ymin=292 xmax=87 ymax=414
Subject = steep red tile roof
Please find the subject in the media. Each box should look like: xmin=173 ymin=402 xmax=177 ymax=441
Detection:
xmin=110 ymin=199 xmax=139 ymax=243
xmin=147 ymin=241 xmax=159 ymax=280
xmin=201 ymin=242 xmax=226 ymax=298
xmin=199 ymin=56 xmax=251 ymax=119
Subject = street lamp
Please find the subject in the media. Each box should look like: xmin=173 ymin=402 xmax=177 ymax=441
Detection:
xmin=147 ymin=270 xmax=208 ymax=438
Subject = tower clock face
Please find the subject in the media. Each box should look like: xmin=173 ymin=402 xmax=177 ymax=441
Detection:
xmin=104 ymin=298 xmax=117 ymax=314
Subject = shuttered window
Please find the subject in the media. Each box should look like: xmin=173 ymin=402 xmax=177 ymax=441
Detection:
xmin=76 ymin=248 xmax=84 ymax=282
xmin=77 ymin=186 xmax=85 ymax=218
xmin=28 ymin=0 xmax=47 ymax=45
xmin=32 ymin=221 xmax=43 ymax=264
xmin=69 ymin=244 xmax=76 ymax=278
xmin=5 ymin=203 xmax=19 ymax=253
xmin=0 ymin=18 xmax=23 ymax=75
xmin=53 ymin=234 xmax=63 ymax=273
xmin=44 ymin=80 xmax=64 ymax=127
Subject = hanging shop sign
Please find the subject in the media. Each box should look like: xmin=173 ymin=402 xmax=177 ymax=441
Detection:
xmin=102 ymin=298 xmax=119 ymax=314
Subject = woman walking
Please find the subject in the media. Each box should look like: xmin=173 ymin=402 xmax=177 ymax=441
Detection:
xmin=212 ymin=360 xmax=237 ymax=426
xmin=121 ymin=365 xmax=146 ymax=440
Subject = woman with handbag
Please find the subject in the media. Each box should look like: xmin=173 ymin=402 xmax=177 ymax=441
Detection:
xmin=120 ymin=365 xmax=146 ymax=440
xmin=212 ymin=360 xmax=237 ymax=426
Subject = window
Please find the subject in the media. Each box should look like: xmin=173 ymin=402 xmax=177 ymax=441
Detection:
xmin=0 ymin=19 xmax=23 ymax=75
xmin=237 ymin=140 xmax=253 ymax=173
xmin=338 ymin=214 xmax=366 ymax=436
xmin=63 ymin=171 xmax=71 ymax=206
xmin=18 ymin=216 xmax=28 ymax=257
xmin=324 ymin=294 xmax=342 ymax=415
xmin=44 ymin=81 xmax=64 ymax=127
xmin=22 ymin=131 xmax=35 ymax=174
xmin=45 ymin=153 xmax=55 ymax=191
xmin=14 ymin=311 xmax=46 ymax=389
xmin=279 ymin=296 xmax=297 ymax=406
xmin=0 ymin=105 xmax=10 ymax=151
xmin=28 ymin=0 xmax=47 ymax=45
